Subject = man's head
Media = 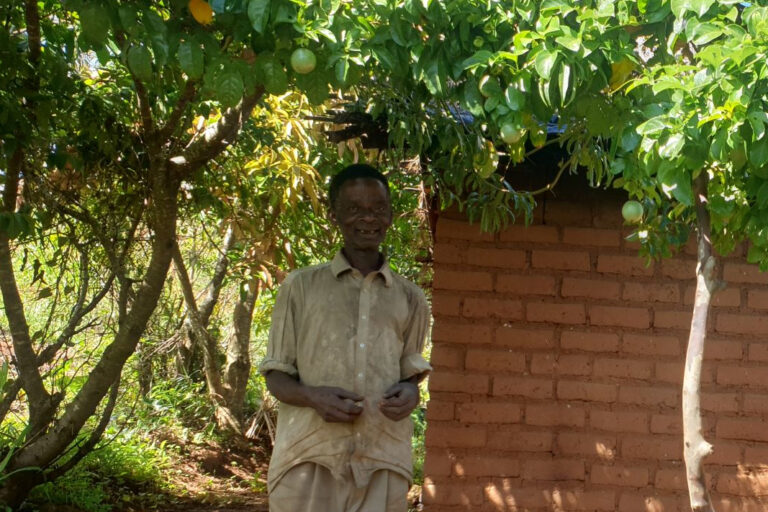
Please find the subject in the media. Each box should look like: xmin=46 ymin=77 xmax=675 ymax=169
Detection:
xmin=329 ymin=164 xmax=392 ymax=252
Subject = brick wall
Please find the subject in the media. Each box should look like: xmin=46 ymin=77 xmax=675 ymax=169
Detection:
xmin=423 ymin=185 xmax=768 ymax=511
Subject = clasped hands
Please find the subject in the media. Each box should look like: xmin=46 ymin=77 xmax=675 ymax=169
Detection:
xmin=306 ymin=381 xmax=419 ymax=423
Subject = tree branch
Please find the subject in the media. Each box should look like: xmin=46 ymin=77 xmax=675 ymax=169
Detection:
xmin=158 ymin=80 xmax=197 ymax=142
xmin=177 ymin=87 xmax=265 ymax=179
xmin=24 ymin=0 xmax=41 ymax=64
xmin=198 ymin=224 xmax=237 ymax=324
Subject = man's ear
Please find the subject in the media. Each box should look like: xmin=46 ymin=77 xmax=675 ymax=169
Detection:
xmin=328 ymin=206 xmax=337 ymax=225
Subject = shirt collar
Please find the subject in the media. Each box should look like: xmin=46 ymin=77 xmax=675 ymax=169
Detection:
xmin=331 ymin=250 xmax=393 ymax=287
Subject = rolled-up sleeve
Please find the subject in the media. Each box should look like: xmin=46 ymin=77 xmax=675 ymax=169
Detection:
xmin=400 ymin=287 xmax=432 ymax=380
xmin=259 ymin=273 xmax=300 ymax=377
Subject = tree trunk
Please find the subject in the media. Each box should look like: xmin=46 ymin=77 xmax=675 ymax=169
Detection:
xmin=683 ymin=173 xmax=720 ymax=512
xmin=222 ymin=277 xmax=260 ymax=423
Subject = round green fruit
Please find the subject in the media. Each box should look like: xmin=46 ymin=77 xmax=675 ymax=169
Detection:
xmin=290 ymin=48 xmax=316 ymax=74
xmin=500 ymin=123 xmax=526 ymax=144
xmin=621 ymin=200 xmax=644 ymax=223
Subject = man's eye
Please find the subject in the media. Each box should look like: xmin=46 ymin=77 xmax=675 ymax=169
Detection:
xmin=347 ymin=206 xmax=359 ymax=213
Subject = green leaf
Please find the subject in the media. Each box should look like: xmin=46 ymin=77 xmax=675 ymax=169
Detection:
xmin=658 ymin=165 xmax=693 ymax=205
xmin=422 ymin=56 xmax=447 ymax=97
xmin=636 ymin=117 xmax=668 ymax=135
xmin=260 ymin=56 xmax=288 ymax=95
xmin=215 ymin=70 xmax=244 ymax=108
xmin=555 ymin=35 xmax=581 ymax=52
xmin=690 ymin=23 xmax=723 ymax=45
xmin=80 ymin=4 xmax=110 ymax=45
xmin=463 ymin=78 xmax=485 ymax=117
xmin=534 ymin=50 xmax=558 ymax=80
xmin=557 ymin=63 xmax=572 ymax=106
xmin=690 ymin=0 xmax=715 ymax=16
xmin=748 ymin=111 xmax=768 ymax=141
xmin=127 ymin=45 xmax=153 ymax=82
xmin=757 ymin=181 xmax=768 ymax=208
xmin=247 ymin=0 xmax=270 ymax=34
xmin=118 ymin=5 xmax=139 ymax=34
xmin=659 ymin=133 xmax=685 ymax=158
xmin=178 ymin=41 xmax=204 ymax=79
xmin=462 ymin=50 xmax=493 ymax=70
xmin=670 ymin=0 xmax=691 ymax=17
xmin=749 ymin=138 xmax=768 ymax=167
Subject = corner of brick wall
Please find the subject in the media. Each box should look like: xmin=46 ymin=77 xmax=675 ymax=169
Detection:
xmin=423 ymin=195 xmax=768 ymax=511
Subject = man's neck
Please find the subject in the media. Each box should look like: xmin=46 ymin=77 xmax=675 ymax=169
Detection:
xmin=342 ymin=247 xmax=383 ymax=276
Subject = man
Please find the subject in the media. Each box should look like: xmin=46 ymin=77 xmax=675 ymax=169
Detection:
xmin=260 ymin=164 xmax=432 ymax=512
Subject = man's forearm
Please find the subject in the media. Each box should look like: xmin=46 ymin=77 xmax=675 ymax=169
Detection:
xmin=264 ymin=370 xmax=314 ymax=408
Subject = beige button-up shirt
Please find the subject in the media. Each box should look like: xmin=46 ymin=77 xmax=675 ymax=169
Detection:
xmin=260 ymin=251 xmax=432 ymax=491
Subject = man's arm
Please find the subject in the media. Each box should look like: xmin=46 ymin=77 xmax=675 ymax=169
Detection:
xmin=265 ymin=370 xmax=364 ymax=423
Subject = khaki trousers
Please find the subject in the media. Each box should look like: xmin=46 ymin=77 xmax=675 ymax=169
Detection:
xmin=269 ymin=462 xmax=409 ymax=512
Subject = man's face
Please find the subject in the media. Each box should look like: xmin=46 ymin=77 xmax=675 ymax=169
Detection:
xmin=331 ymin=178 xmax=392 ymax=252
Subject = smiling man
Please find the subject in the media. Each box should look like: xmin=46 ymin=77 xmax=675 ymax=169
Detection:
xmin=260 ymin=164 xmax=432 ymax=512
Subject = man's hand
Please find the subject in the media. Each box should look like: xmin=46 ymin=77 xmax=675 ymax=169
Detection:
xmin=379 ymin=381 xmax=419 ymax=421
xmin=305 ymin=386 xmax=364 ymax=423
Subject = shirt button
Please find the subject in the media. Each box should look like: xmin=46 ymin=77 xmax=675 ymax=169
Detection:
xmin=359 ymin=343 xmax=365 ymax=348
xmin=361 ymin=315 xmax=367 ymax=320
xmin=357 ymin=373 xmax=363 ymax=378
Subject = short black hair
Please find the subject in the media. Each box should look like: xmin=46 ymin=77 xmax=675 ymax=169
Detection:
xmin=328 ymin=164 xmax=389 ymax=208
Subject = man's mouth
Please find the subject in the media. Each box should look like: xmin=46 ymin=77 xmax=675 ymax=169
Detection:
xmin=357 ymin=229 xmax=379 ymax=235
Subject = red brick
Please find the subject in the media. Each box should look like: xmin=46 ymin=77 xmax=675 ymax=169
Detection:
xmin=522 ymin=459 xmax=585 ymax=481
xmin=429 ymin=372 xmax=489 ymax=394
xmin=456 ymin=402 xmax=522 ymax=424
xmin=706 ymin=441 xmax=743 ymax=465
xmin=527 ymin=302 xmax=586 ymax=324
xmin=716 ymin=469 xmax=768 ymax=496
xmin=622 ymin=436 xmax=681 ymax=460
xmin=590 ymin=306 xmax=650 ymax=329
xmin=743 ymin=394 xmax=768 ymax=414
xmin=532 ymin=250 xmax=591 ymax=271
xmin=590 ymin=464 xmax=649 ymax=487
xmin=425 ymin=424 xmax=488 ymax=448
xmin=654 ymin=309 xmax=693 ymax=330
xmin=651 ymin=414 xmax=682 ymax=435
xmin=531 ymin=354 xmax=592 ymax=376
xmin=526 ymin=404 xmax=585 ymax=427
xmin=718 ymin=418 xmax=768 ymax=442
xmin=422 ymin=478 xmax=484 ymax=506
xmin=431 ymin=292 xmax=462 ymax=316
xmin=618 ymin=492 xmax=688 ymax=511
xmin=557 ymin=380 xmax=617 ymax=403
xmin=593 ymin=358 xmax=653 ymax=380
xmin=661 ymin=259 xmax=697 ymax=280
xmin=748 ymin=343 xmax=768 ymax=362
xmin=463 ymin=297 xmax=523 ymax=320
xmin=465 ymin=247 xmax=526 ymax=269
xmin=425 ymin=400 xmax=454 ymax=421
xmin=712 ymin=496 xmax=768 ymax=512
xmin=655 ymin=361 xmax=684 ymax=384
xmin=717 ymin=313 xmax=768 ymax=335
xmin=655 ymin=468 xmax=687 ymax=490
xmin=622 ymin=282 xmax=680 ymax=303
xmin=557 ymin=432 xmax=616 ymax=458
xmin=486 ymin=429 xmax=553 ymax=452
xmin=618 ymin=385 xmax=679 ymax=408
xmin=684 ymin=285 xmax=741 ymax=307
xmin=465 ymin=348 xmax=526 ymax=373
xmin=433 ymin=243 xmax=464 ymax=264
xmin=594 ymin=199 xmax=624 ymax=228
xmin=748 ymin=289 xmax=768 ymax=310
xmin=745 ymin=446 xmax=768 ymax=467
xmin=717 ymin=366 xmax=768 ymax=389
xmin=562 ymin=227 xmax=621 ymax=247
xmin=429 ymin=344 xmax=464 ymax=369
xmin=454 ymin=455 xmax=520 ymax=477
xmin=623 ymin=334 xmax=681 ymax=356
xmin=597 ymin=254 xmax=654 ymax=276
xmin=432 ymin=322 xmax=493 ymax=344
xmin=724 ymin=262 xmax=768 ymax=284
xmin=550 ymin=489 xmax=616 ymax=511
xmin=496 ymin=274 xmax=556 ymax=295
xmin=485 ymin=485 xmax=615 ymax=511
xmin=423 ymin=452 xmax=453 ymax=476
xmin=561 ymin=278 xmax=620 ymax=300
xmin=499 ymin=224 xmax=559 ymax=243
xmin=492 ymin=376 xmax=553 ymax=399
xmin=496 ymin=326 xmax=556 ymax=350
xmin=702 ymin=392 xmax=739 ymax=413
xmin=561 ymin=330 xmax=619 ymax=353
xmin=704 ymin=339 xmax=743 ymax=360
xmin=433 ymin=269 xmax=493 ymax=291
xmin=590 ymin=410 xmax=649 ymax=434
xmin=436 ymin=217 xmax=494 ymax=242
